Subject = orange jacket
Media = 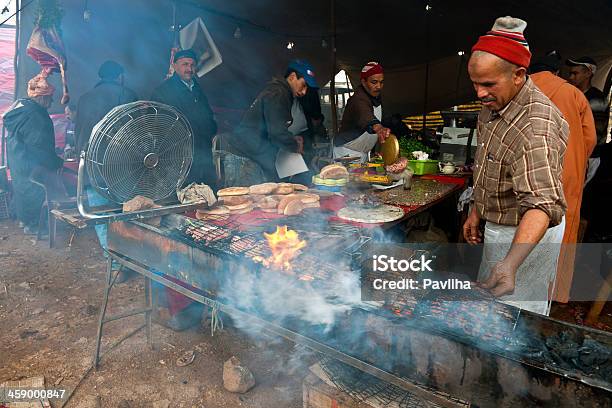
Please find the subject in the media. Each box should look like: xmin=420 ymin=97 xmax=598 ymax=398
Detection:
xmin=531 ymin=71 xmax=596 ymax=302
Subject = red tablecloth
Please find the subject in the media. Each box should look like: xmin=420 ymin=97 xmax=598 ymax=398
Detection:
xmin=421 ymin=174 xmax=469 ymax=186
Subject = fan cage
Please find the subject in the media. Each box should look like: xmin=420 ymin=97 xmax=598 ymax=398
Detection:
xmin=85 ymin=101 xmax=193 ymax=204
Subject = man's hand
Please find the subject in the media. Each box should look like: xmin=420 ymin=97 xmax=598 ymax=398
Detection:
xmin=462 ymin=208 xmax=482 ymax=244
xmin=373 ymin=124 xmax=391 ymax=144
xmin=480 ymin=260 xmax=518 ymax=297
xmin=294 ymin=135 xmax=304 ymax=154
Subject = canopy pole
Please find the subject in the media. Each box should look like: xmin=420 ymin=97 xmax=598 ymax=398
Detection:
xmin=422 ymin=4 xmax=431 ymax=136
xmin=172 ymin=0 xmax=179 ymax=48
xmin=13 ymin=0 xmax=21 ymax=101
xmin=329 ymin=0 xmax=338 ymax=138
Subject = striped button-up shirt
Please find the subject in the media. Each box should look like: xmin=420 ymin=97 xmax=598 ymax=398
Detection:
xmin=473 ymin=77 xmax=569 ymax=227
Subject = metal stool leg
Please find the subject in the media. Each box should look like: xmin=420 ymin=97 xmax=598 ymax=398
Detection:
xmin=94 ymin=257 xmax=115 ymax=368
xmin=144 ymin=276 xmax=153 ymax=349
xmin=36 ymin=199 xmax=48 ymax=241
xmin=48 ymin=202 xmax=58 ymax=248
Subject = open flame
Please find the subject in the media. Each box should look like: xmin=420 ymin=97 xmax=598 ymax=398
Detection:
xmin=261 ymin=225 xmax=306 ymax=271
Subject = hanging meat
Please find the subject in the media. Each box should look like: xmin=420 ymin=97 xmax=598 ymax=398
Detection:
xmin=26 ymin=1 xmax=69 ymax=104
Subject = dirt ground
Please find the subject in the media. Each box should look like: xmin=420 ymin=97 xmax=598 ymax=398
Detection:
xmin=1 ymin=218 xmax=611 ymax=408
xmin=0 ymin=219 xmax=317 ymax=408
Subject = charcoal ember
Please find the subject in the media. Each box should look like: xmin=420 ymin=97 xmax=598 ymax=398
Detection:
xmin=543 ymin=331 xmax=612 ymax=376
xmin=545 ymin=332 xmax=580 ymax=356
xmin=578 ymin=338 xmax=611 ymax=367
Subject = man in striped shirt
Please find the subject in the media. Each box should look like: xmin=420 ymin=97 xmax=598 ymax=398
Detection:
xmin=463 ymin=16 xmax=569 ymax=315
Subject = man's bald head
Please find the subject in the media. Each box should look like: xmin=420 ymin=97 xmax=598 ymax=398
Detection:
xmin=468 ymin=50 xmax=527 ymax=111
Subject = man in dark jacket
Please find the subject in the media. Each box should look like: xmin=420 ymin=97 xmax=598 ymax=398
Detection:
xmin=226 ymin=60 xmax=317 ymax=182
xmin=566 ymin=57 xmax=610 ymax=145
xmin=151 ymin=49 xmax=218 ymax=187
xmin=3 ymin=74 xmax=64 ymax=234
xmin=75 ymin=60 xmax=137 ymax=154
xmin=335 ymin=61 xmax=391 ymax=162
xmin=149 ymin=49 xmax=218 ymax=331
xmin=76 ymin=60 xmax=138 ymax=278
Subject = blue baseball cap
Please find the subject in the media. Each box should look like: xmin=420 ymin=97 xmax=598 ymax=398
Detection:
xmin=173 ymin=49 xmax=197 ymax=63
xmin=288 ymin=59 xmax=318 ymax=88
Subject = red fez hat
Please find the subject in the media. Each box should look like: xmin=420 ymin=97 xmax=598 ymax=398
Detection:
xmin=360 ymin=62 xmax=384 ymax=80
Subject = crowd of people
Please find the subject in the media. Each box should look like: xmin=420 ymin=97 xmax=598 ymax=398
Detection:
xmin=2 ymin=14 xmax=611 ymax=320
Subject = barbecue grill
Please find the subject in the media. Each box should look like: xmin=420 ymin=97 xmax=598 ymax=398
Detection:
xmin=79 ymin=101 xmax=612 ymax=407
xmin=101 ymin=213 xmax=612 ymax=407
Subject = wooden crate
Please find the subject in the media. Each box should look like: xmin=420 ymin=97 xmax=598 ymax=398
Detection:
xmin=303 ymin=373 xmax=373 ymax=408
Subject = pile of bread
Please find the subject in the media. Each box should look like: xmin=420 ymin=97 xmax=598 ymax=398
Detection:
xmin=319 ymin=163 xmax=349 ymax=179
xmin=196 ymin=182 xmax=321 ymax=220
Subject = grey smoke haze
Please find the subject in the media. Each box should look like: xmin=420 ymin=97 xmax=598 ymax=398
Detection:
xmin=16 ymin=0 xmax=321 ymax=124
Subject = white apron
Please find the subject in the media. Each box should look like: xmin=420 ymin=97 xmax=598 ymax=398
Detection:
xmin=477 ymin=217 xmax=565 ymax=316
xmin=275 ymin=99 xmax=309 ymax=179
xmin=334 ymin=105 xmax=382 ymax=163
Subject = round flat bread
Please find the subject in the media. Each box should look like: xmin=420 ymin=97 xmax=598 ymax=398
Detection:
xmin=196 ymin=211 xmax=230 ymax=221
xmin=303 ymin=201 xmax=321 ymax=209
xmin=248 ymin=194 xmax=266 ymax=203
xmin=217 ymin=187 xmax=250 ymax=197
xmin=249 ymin=183 xmax=278 ymax=195
xmin=230 ymin=204 xmax=255 ymax=214
xmin=291 ymin=183 xmax=308 ymax=191
xmin=258 ymin=196 xmax=279 ymax=209
xmin=320 ymin=164 xmax=349 ymax=179
xmin=196 ymin=205 xmax=230 ymax=215
xmin=277 ymin=194 xmax=299 ymax=214
xmin=269 ymin=194 xmax=287 ymax=201
xmin=225 ymin=200 xmax=254 ymax=211
xmin=260 ymin=207 xmax=279 ymax=213
xmin=284 ymin=200 xmax=304 ymax=216
xmin=298 ymin=193 xmax=320 ymax=204
xmin=274 ymin=186 xmax=294 ymax=195
xmin=220 ymin=195 xmax=251 ymax=206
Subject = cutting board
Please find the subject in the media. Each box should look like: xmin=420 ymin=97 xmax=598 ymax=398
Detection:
xmin=336 ymin=204 xmax=404 ymax=224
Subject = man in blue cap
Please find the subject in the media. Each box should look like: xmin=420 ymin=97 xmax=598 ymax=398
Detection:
xmin=225 ymin=59 xmax=317 ymax=184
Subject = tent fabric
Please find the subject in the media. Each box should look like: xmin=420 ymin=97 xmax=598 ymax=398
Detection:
xmin=13 ymin=0 xmax=612 ymax=119
xmin=0 ymin=27 xmax=15 ymax=115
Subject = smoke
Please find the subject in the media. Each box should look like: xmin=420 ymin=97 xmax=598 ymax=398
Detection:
xmin=220 ymin=245 xmax=362 ymax=332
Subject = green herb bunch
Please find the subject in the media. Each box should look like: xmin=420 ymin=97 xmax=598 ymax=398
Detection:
xmin=398 ymin=137 xmax=433 ymax=157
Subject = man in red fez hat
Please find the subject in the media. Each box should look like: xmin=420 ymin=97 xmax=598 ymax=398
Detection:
xmin=3 ymin=73 xmax=66 ymax=235
xmin=463 ymin=16 xmax=569 ymax=316
xmin=334 ymin=61 xmax=391 ymax=162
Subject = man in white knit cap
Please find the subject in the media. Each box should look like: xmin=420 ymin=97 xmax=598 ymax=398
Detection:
xmin=463 ymin=16 xmax=569 ymax=315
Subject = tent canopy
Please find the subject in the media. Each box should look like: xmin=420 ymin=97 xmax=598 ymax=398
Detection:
xmin=15 ymin=0 xmax=612 ymax=119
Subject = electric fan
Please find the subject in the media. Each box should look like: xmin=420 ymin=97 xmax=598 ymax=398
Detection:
xmin=77 ymin=101 xmax=201 ymax=219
